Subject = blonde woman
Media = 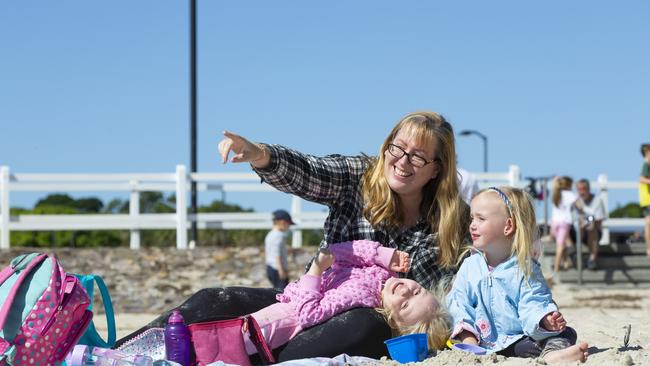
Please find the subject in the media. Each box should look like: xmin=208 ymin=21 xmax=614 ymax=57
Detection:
xmin=219 ymin=111 xmax=469 ymax=288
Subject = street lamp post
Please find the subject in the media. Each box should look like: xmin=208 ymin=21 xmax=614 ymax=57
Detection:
xmin=459 ymin=130 xmax=488 ymax=172
xmin=189 ymin=0 xmax=198 ymax=247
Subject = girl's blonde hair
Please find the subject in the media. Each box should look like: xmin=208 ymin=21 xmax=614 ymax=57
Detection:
xmin=361 ymin=111 xmax=467 ymax=269
xmin=551 ymin=176 xmax=573 ymax=207
xmin=376 ymin=280 xmax=452 ymax=351
xmin=477 ymin=186 xmax=538 ymax=279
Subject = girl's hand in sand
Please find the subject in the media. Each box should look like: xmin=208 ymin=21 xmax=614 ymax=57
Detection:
xmin=542 ymin=311 xmax=566 ymax=331
xmin=389 ymin=250 xmax=410 ymax=273
xmin=218 ymin=131 xmax=270 ymax=168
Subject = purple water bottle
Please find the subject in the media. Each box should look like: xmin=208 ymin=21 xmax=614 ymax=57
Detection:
xmin=164 ymin=310 xmax=190 ymax=366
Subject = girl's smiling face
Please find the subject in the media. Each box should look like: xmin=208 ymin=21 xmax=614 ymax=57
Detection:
xmin=469 ymin=192 xmax=514 ymax=265
xmin=381 ymin=277 xmax=437 ymax=327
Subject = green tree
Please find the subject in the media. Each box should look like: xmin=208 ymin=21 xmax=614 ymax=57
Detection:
xmin=35 ymin=194 xmax=75 ymax=208
xmin=26 ymin=204 xmax=78 ymax=247
xmin=12 ymin=194 xmax=122 ymax=247
xmin=104 ymin=198 xmax=126 ymax=214
xmin=74 ymin=198 xmax=103 ymax=213
xmin=137 ymin=192 xmax=175 ymax=246
xmin=198 ymin=200 xmax=263 ymax=246
xmin=609 ymin=202 xmax=643 ymax=218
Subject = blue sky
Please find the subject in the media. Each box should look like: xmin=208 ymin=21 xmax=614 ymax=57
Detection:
xmin=1 ymin=1 xmax=648 ymax=213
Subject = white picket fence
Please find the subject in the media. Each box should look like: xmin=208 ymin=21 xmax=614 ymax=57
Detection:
xmin=0 ymin=165 xmax=643 ymax=250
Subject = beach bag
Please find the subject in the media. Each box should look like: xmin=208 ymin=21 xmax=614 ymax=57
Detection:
xmin=188 ymin=315 xmax=274 ymax=366
xmin=0 ymin=253 xmax=93 ymax=366
xmin=75 ymin=275 xmax=116 ymax=349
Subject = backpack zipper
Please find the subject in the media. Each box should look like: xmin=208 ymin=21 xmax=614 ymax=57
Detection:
xmin=40 ymin=276 xmax=78 ymax=336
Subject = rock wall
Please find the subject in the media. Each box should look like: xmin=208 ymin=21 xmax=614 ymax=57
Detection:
xmin=0 ymin=246 xmax=314 ymax=313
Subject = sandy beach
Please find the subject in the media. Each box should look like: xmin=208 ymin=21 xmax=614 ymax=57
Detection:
xmin=94 ymin=283 xmax=650 ymax=365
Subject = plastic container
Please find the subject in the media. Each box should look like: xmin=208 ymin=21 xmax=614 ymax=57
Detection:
xmin=164 ymin=310 xmax=191 ymax=366
xmin=66 ymin=345 xmax=154 ymax=366
xmin=383 ymin=333 xmax=428 ymax=363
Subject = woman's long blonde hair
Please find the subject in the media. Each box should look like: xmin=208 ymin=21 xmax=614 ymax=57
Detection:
xmin=551 ymin=176 xmax=573 ymax=207
xmin=478 ymin=186 xmax=538 ymax=279
xmin=361 ymin=111 xmax=467 ymax=269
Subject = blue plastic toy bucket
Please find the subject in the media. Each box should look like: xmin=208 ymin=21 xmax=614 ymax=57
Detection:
xmin=383 ymin=333 xmax=428 ymax=363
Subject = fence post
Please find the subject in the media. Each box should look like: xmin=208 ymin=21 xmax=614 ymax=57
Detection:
xmin=508 ymin=165 xmax=521 ymax=187
xmin=129 ymin=179 xmax=141 ymax=250
xmin=1 ymin=166 xmax=9 ymax=250
xmin=291 ymin=195 xmax=302 ymax=248
xmin=176 ymin=165 xmax=188 ymax=250
xmin=574 ymin=211 xmax=583 ymax=285
xmin=542 ymin=177 xmax=550 ymax=236
xmin=597 ymin=174 xmax=610 ymax=245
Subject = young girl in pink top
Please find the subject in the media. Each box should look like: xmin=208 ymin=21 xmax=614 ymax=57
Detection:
xmin=243 ymin=239 xmax=450 ymax=356
xmin=551 ymin=176 xmax=578 ymax=272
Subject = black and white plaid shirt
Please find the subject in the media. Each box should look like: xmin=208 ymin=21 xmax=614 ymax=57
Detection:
xmin=253 ymin=144 xmax=458 ymax=290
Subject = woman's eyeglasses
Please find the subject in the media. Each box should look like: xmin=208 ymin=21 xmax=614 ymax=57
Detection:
xmin=387 ymin=144 xmax=436 ymax=168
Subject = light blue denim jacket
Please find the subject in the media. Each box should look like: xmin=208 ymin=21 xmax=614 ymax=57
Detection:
xmin=446 ymin=252 xmax=560 ymax=353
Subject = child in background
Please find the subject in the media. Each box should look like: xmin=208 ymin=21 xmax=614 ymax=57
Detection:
xmin=551 ymin=176 xmax=577 ymax=272
xmin=446 ymin=187 xmax=588 ymax=363
xmin=264 ymin=209 xmax=294 ymax=289
xmin=245 ymin=240 xmax=451 ymax=356
xmin=639 ymin=143 xmax=650 ymax=257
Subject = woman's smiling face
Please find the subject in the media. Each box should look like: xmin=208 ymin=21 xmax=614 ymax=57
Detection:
xmin=383 ymin=129 xmax=439 ymax=199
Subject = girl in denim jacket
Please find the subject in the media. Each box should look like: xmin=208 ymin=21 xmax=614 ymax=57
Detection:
xmin=446 ymin=187 xmax=589 ymax=363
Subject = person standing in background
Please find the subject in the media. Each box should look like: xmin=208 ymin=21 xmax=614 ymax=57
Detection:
xmin=265 ymin=209 xmax=294 ymax=289
xmin=550 ymin=176 xmax=577 ymax=273
xmin=639 ymin=144 xmax=650 ymax=257
xmin=574 ymin=179 xmax=607 ymax=270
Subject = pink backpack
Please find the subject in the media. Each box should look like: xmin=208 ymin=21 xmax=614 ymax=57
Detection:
xmin=0 ymin=253 xmax=93 ymax=366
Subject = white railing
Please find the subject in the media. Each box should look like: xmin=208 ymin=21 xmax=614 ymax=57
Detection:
xmin=0 ymin=165 xmax=330 ymax=250
xmin=0 ymin=165 xmax=642 ymax=250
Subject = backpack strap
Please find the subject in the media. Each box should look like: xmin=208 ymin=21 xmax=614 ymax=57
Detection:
xmin=244 ymin=315 xmax=275 ymax=365
xmin=75 ymin=274 xmax=116 ymax=348
xmin=0 ymin=253 xmax=49 ymax=331
xmin=0 ymin=253 xmax=41 ymax=286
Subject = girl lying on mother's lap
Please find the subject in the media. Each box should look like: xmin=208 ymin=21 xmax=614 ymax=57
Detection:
xmin=242 ymin=239 xmax=450 ymax=357
xmin=446 ymin=186 xmax=589 ymax=364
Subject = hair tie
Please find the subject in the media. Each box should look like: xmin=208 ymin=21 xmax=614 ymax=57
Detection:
xmin=488 ymin=187 xmax=513 ymax=216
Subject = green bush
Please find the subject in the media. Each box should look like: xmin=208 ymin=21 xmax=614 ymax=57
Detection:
xmin=609 ymin=202 xmax=643 ymax=218
xmin=8 ymin=193 xmax=325 ymax=248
